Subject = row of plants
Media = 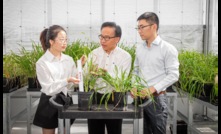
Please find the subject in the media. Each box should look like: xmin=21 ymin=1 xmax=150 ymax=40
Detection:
xmin=3 ymin=40 xmax=100 ymax=92
xmin=3 ymin=41 xmax=218 ymax=107
xmin=3 ymin=43 xmax=44 ymax=92
xmin=176 ymin=50 xmax=218 ymax=105
xmin=3 ymin=41 xmax=137 ymax=91
xmin=3 ymin=52 xmax=23 ymax=92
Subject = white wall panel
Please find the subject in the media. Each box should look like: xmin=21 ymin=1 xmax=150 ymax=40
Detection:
xmin=51 ymin=0 xmax=68 ymax=26
xmin=182 ymin=0 xmax=204 ymax=25
xmin=114 ymin=0 xmax=137 ymax=45
xmin=137 ymin=0 xmax=154 ymax=15
xmin=67 ymin=0 xmax=91 ymax=42
xmin=136 ymin=0 xmax=154 ymax=44
xmin=87 ymin=0 xmax=102 ymax=42
xmin=21 ymin=0 xmax=45 ymax=48
xmin=159 ymin=0 xmax=182 ymax=25
xmin=3 ymin=0 xmax=217 ymax=54
xmin=3 ymin=0 xmax=22 ymax=54
xmin=3 ymin=0 xmax=46 ymax=53
xmin=103 ymin=0 xmax=115 ymax=22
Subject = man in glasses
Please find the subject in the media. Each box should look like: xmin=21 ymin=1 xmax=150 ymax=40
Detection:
xmin=130 ymin=12 xmax=179 ymax=134
xmin=82 ymin=22 xmax=132 ymax=134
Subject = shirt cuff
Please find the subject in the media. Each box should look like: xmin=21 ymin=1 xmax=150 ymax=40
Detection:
xmin=61 ymin=79 xmax=68 ymax=87
xmin=153 ymin=84 xmax=163 ymax=94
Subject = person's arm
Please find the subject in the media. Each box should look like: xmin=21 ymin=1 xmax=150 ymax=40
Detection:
xmin=153 ymin=46 xmax=180 ymax=93
xmin=36 ymin=62 xmax=79 ymax=96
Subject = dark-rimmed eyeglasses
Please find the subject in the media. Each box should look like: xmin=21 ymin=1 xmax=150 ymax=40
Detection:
xmin=135 ymin=24 xmax=153 ymax=31
xmin=98 ymin=35 xmax=116 ymax=41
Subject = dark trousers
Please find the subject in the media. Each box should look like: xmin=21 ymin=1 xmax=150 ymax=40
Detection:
xmin=88 ymin=92 xmax=122 ymax=134
xmin=143 ymin=94 xmax=168 ymax=134
xmin=88 ymin=119 xmax=122 ymax=134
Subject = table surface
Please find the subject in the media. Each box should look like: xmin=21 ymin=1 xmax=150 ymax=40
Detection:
xmin=60 ymin=104 xmax=143 ymax=119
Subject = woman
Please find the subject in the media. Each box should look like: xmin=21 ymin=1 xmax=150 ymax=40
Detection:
xmin=33 ymin=25 xmax=80 ymax=134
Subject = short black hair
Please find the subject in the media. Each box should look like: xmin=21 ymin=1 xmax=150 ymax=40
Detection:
xmin=101 ymin=22 xmax=122 ymax=38
xmin=137 ymin=12 xmax=159 ymax=31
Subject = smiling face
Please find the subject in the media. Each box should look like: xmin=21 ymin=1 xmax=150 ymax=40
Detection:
xmin=99 ymin=27 xmax=120 ymax=54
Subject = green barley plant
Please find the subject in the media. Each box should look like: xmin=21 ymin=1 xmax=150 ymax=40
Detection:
xmin=100 ymin=66 xmax=155 ymax=110
xmin=177 ymin=50 xmax=218 ymax=101
xmin=65 ymin=40 xmax=99 ymax=63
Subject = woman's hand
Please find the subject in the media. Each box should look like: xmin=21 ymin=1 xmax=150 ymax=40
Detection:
xmin=67 ymin=77 xmax=80 ymax=84
xmin=80 ymin=55 xmax=87 ymax=66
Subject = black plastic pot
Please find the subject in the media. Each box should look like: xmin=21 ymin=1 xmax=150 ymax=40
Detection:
xmin=197 ymin=83 xmax=214 ymax=103
xmin=78 ymin=91 xmax=94 ymax=110
xmin=170 ymin=120 xmax=187 ymax=134
xmin=211 ymin=96 xmax=218 ymax=106
xmin=27 ymin=77 xmax=41 ymax=91
xmin=113 ymin=92 xmax=128 ymax=111
xmin=15 ymin=76 xmax=21 ymax=88
xmin=201 ymin=83 xmax=214 ymax=97
xmin=3 ymin=77 xmax=18 ymax=93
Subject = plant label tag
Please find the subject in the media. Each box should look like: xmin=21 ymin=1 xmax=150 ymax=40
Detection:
xmin=77 ymin=60 xmax=84 ymax=92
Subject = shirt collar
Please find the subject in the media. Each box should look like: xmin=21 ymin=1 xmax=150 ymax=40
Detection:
xmin=45 ymin=49 xmax=66 ymax=61
xmin=152 ymin=35 xmax=161 ymax=46
xmin=143 ymin=35 xmax=162 ymax=47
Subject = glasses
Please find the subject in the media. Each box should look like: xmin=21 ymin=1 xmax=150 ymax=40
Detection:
xmin=56 ymin=38 xmax=69 ymax=43
xmin=98 ymin=35 xmax=116 ymax=41
xmin=135 ymin=24 xmax=153 ymax=31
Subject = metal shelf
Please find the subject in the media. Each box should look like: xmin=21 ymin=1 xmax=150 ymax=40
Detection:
xmin=3 ymin=86 xmax=27 ymax=134
xmin=190 ymin=122 xmax=218 ymax=134
xmin=172 ymin=86 xmax=218 ymax=134
xmin=26 ymin=90 xmax=41 ymax=134
xmin=192 ymin=97 xmax=218 ymax=111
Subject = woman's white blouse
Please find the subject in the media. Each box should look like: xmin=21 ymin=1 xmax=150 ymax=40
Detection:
xmin=36 ymin=50 xmax=77 ymax=96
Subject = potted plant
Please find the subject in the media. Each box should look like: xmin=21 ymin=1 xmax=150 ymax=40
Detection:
xmin=177 ymin=50 xmax=218 ymax=102
xmin=3 ymin=53 xmax=19 ymax=92
xmin=14 ymin=42 xmax=44 ymax=91
xmin=98 ymin=66 xmax=131 ymax=111
xmin=100 ymin=66 xmax=154 ymax=111
xmin=119 ymin=44 xmax=155 ymax=107
xmin=64 ymin=40 xmax=99 ymax=91
xmin=78 ymin=57 xmax=107 ymax=110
